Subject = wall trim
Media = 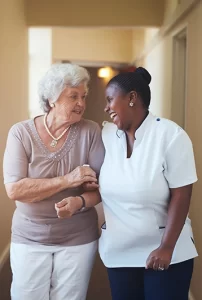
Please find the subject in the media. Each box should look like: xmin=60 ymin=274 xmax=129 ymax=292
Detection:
xmin=162 ymin=0 xmax=200 ymax=34
xmin=54 ymin=59 xmax=128 ymax=69
xmin=134 ymin=0 xmax=200 ymax=64
xmin=0 ymin=243 xmax=10 ymax=273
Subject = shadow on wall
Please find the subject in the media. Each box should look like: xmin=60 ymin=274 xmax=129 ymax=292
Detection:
xmin=87 ymin=253 xmax=111 ymax=300
xmin=0 ymin=256 xmax=12 ymax=300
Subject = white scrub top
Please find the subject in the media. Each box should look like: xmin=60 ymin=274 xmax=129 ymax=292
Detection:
xmin=99 ymin=112 xmax=198 ymax=268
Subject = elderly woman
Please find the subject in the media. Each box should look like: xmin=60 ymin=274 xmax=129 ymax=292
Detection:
xmin=98 ymin=67 xmax=198 ymax=300
xmin=3 ymin=63 xmax=105 ymax=300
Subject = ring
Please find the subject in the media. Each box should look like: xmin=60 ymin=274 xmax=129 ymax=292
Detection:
xmin=158 ymin=266 xmax=164 ymax=271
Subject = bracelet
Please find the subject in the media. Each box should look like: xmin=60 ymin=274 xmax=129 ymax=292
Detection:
xmin=78 ymin=195 xmax=86 ymax=211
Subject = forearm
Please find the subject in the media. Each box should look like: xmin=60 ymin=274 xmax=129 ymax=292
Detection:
xmin=160 ymin=185 xmax=192 ymax=249
xmin=55 ymin=190 xmax=101 ymax=218
xmin=6 ymin=176 xmax=68 ymax=203
xmin=81 ymin=190 xmax=101 ymax=208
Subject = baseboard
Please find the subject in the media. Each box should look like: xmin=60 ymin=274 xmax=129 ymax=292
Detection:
xmin=0 ymin=243 xmax=10 ymax=273
xmin=189 ymin=291 xmax=195 ymax=300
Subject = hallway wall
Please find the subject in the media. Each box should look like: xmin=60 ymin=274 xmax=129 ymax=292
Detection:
xmin=136 ymin=1 xmax=202 ymax=299
xmin=52 ymin=28 xmax=133 ymax=64
xmin=83 ymin=67 xmax=112 ymax=127
xmin=0 ymin=0 xmax=28 ymax=257
xmin=26 ymin=0 xmax=164 ymax=27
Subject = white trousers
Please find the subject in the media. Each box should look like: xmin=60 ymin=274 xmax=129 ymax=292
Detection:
xmin=10 ymin=241 xmax=97 ymax=300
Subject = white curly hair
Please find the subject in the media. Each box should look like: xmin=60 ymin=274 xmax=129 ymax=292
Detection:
xmin=38 ymin=63 xmax=90 ymax=112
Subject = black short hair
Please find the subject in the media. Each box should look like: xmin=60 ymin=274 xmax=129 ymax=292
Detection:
xmin=107 ymin=67 xmax=151 ymax=109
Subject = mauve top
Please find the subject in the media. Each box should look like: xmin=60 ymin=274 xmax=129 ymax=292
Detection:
xmin=3 ymin=118 xmax=105 ymax=246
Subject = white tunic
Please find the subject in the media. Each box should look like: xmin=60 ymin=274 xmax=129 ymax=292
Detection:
xmin=99 ymin=112 xmax=198 ymax=268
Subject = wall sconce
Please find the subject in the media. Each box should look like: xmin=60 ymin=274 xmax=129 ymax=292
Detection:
xmin=98 ymin=67 xmax=111 ymax=78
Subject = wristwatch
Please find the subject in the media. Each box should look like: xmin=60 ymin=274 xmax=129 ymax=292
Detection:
xmin=78 ymin=195 xmax=86 ymax=211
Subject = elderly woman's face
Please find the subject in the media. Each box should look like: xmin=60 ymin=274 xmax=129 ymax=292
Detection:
xmin=105 ymin=84 xmax=133 ymax=131
xmin=54 ymin=84 xmax=87 ymax=123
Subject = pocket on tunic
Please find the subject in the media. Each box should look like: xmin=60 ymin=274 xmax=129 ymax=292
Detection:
xmin=101 ymin=222 xmax=106 ymax=230
xmin=152 ymin=208 xmax=167 ymax=231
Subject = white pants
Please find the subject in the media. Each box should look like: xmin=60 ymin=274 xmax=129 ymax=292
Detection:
xmin=10 ymin=241 xmax=97 ymax=300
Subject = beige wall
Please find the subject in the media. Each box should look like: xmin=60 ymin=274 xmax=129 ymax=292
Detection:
xmin=137 ymin=1 xmax=202 ymax=299
xmin=132 ymin=28 xmax=146 ymax=61
xmin=132 ymin=28 xmax=160 ymax=63
xmin=53 ymin=28 xmax=151 ymax=65
xmin=52 ymin=28 xmax=133 ymax=63
xmin=0 ymin=0 xmax=28 ymax=255
xmin=83 ymin=67 xmax=114 ymax=126
xmin=163 ymin=0 xmax=179 ymax=21
xmin=26 ymin=0 xmax=164 ymax=27
xmin=144 ymin=35 xmax=173 ymax=118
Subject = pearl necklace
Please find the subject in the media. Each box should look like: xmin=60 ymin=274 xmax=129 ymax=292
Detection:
xmin=43 ymin=114 xmax=70 ymax=148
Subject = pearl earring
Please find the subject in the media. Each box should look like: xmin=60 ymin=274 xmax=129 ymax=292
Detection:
xmin=129 ymin=102 xmax=134 ymax=107
xmin=50 ymin=103 xmax=55 ymax=108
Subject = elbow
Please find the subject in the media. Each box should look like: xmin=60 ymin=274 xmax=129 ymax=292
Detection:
xmin=5 ymin=183 xmax=19 ymax=201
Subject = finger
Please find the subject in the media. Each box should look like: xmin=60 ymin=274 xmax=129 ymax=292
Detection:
xmin=57 ymin=208 xmax=69 ymax=217
xmin=158 ymin=266 xmax=165 ymax=271
xmin=58 ymin=213 xmax=67 ymax=219
xmin=153 ymin=258 xmax=160 ymax=271
xmin=157 ymin=261 xmax=165 ymax=271
xmin=146 ymin=256 xmax=153 ymax=269
xmin=158 ymin=261 xmax=164 ymax=269
xmin=145 ymin=257 xmax=150 ymax=269
xmin=83 ymin=176 xmax=97 ymax=183
xmin=90 ymin=182 xmax=99 ymax=185
xmin=85 ymin=183 xmax=99 ymax=189
xmin=82 ymin=167 xmax=96 ymax=177
xmin=83 ymin=183 xmax=96 ymax=191
xmin=57 ymin=213 xmax=65 ymax=218
xmin=85 ymin=186 xmax=99 ymax=191
xmin=56 ymin=199 xmax=68 ymax=208
xmin=55 ymin=203 xmax=59 ymax=212
xmin=164 ymin=262 xmax=170 ymax=270
xmin=58 ymin=211 xmax=72 ymax=218
xmin=57 ymin=205 xmax=69 ymax=213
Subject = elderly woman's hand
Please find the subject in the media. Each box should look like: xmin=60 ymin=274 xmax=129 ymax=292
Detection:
xmin=55 ymin=196 xmax=82 ymax=218
xmin=65 ymin=166 xmax=97 ymax=188
xmin=83 ymin=182 xmax=99 ymax=191
xmin=145 ymin=245 xmax=174 ymax=271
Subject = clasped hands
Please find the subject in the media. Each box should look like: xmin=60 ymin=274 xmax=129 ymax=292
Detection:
xmin=55 ymin=165 xmax=98 ymax=218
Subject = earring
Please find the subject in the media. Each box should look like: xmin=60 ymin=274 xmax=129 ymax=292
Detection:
xmin=50 ymin=103 xmax=55 ymax=108
xmin=129 ymin=102 xmax=134 ymax=107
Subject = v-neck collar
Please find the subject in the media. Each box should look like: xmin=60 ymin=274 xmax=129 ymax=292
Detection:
xmin=118 ymin=112 xmax=155 ymax=159
xmin=135 ymin=112 xmax=154 ymax=141
xmin=117 ymin=111 xmax=154 ymax=141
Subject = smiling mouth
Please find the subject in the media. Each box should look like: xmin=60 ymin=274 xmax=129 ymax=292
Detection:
xmin=73 ymin=110 xmax=82 ymax=114
xmin=110 ymin=112 xmax=117 ymax=119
